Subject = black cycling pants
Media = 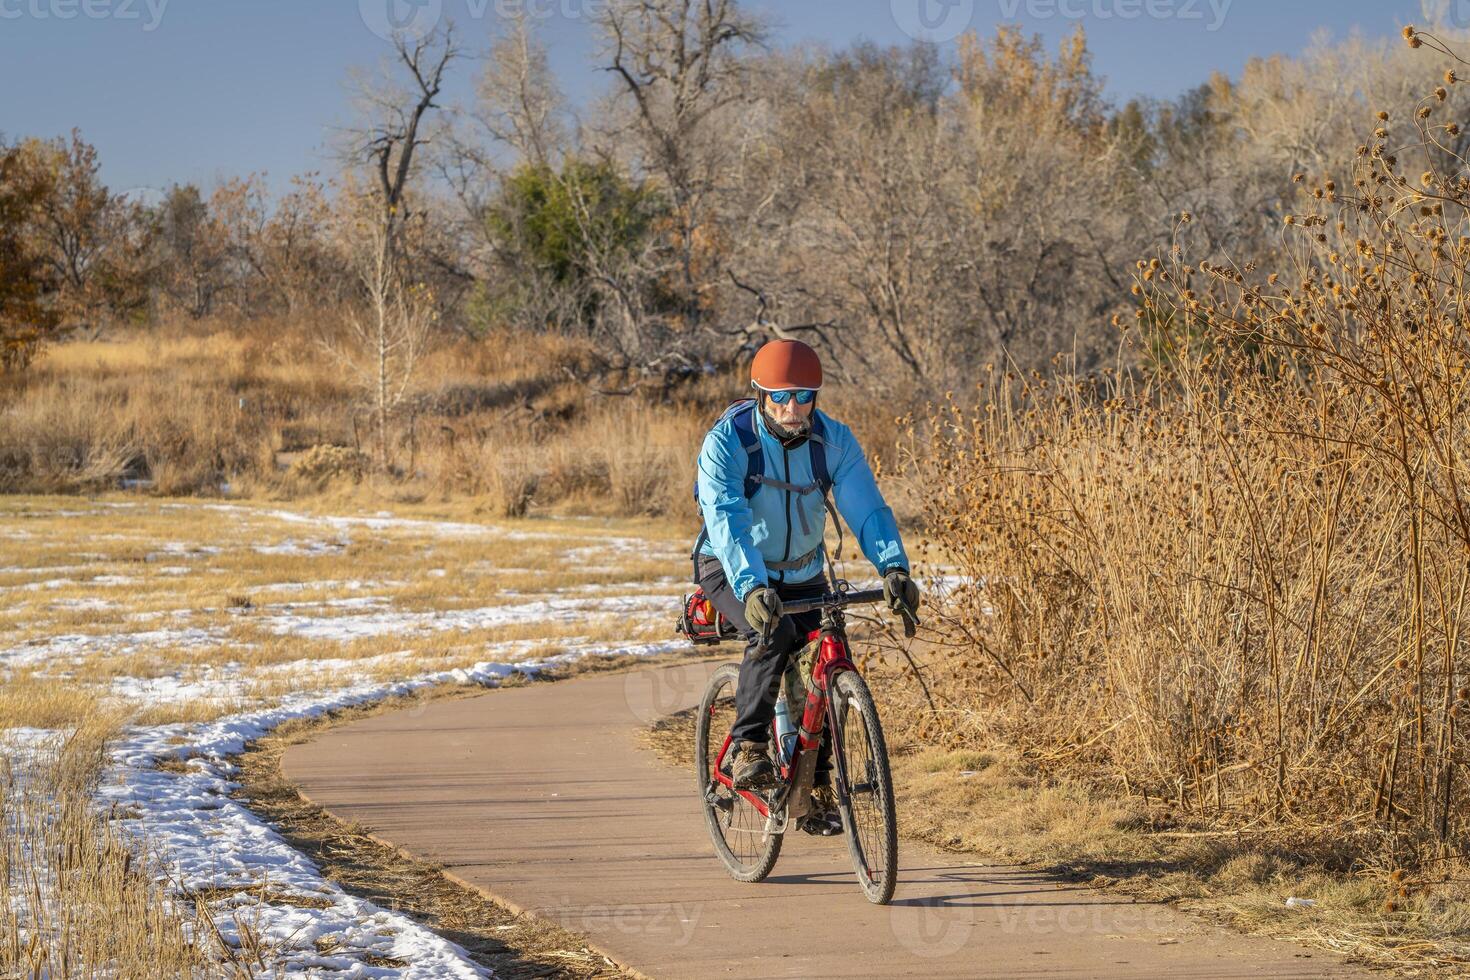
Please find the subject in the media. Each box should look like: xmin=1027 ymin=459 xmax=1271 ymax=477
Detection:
xmin=695 ymin=555 xmax=830 ymax=757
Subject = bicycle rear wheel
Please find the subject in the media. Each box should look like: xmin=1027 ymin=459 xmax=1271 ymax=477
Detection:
xmin=830 ymin=668 xmax=898 ymax=904
xmin=695 ymin=664 xmax=783 ymax=882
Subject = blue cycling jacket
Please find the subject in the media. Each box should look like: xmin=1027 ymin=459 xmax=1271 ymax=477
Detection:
xmin=696 ymin=406 xmax=909 ymax=600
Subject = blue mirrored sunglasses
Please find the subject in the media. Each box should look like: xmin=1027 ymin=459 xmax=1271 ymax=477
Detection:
xmin=764 ymin=388 xmax=817 ymax=405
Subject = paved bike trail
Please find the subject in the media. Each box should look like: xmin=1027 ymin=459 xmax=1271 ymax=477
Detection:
xmin=282 ymin=659 xmax=1365 ymax=979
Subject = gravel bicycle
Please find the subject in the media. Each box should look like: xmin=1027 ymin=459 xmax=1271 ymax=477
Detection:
xmin=694 ymin=587 xmax=915 ymax=905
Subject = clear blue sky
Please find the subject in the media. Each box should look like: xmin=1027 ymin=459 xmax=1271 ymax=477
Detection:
xmin=0 ymin=0 xmax=1435 ymax=195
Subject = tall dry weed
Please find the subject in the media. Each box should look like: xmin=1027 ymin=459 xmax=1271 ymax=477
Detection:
xmin=902 ymin=28 xmax=1470 ymax=864
xmin=1 ymin=719 xmax=215 ymax=975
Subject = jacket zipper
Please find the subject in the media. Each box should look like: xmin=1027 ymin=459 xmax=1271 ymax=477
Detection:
xmin=779 ymin=444 xmax=793 ymax=582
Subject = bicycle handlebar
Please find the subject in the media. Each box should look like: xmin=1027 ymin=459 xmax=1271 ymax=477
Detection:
xmin=778 ymin=588 xmax=886 ymax=615
xmin=776 ymin=587 xmax=920 ymax=639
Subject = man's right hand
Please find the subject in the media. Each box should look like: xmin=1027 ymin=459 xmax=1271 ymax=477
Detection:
xmin=744 ymin=587 xmax=783 ymax=635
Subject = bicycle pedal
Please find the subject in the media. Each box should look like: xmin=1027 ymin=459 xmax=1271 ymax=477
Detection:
xmin=799 ymin=814 xmax=843 ymax=837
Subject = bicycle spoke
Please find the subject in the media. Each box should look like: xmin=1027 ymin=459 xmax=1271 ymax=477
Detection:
xmin=696 ymin=665 xmax=783 ymax=881
xmin=841 ymin=698 xmax=881 ymax=871
xmin=831 ymin=670 xmax=898 ymax=903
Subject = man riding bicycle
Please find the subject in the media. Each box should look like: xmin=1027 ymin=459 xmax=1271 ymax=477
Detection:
xmin=692 ymin=339 xmax=920 ymax=816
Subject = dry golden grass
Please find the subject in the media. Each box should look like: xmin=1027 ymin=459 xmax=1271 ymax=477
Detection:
xmin=0 ymin=495 xmax=687 ymax=727
xmin=0 ymin=305 xmax=918 ymax=529
xmin=0 ymin=673 xmax=105 ymax=729
xmin=0 ymin=492 xmax=694 ymax=971
xmin=1 ymin=717 xmax=220 ymax=975
xmin=869 ymin=35 xmax=1470 ymax=971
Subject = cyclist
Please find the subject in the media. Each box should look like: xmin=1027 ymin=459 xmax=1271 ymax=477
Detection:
xmin=692 ymin=339 xmax=920 ymax=818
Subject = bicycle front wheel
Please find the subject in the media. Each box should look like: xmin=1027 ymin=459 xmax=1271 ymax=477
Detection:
xmin=695 ymin=664 xmax=783 ymax=882
xmin=830 ymin=668 xmax=898 ymax=904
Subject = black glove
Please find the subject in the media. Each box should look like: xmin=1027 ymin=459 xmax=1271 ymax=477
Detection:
xmin=882 ymin=569 xmax=920 ymax=617
xmin=744 ymin=586 xmax=783 ymax=634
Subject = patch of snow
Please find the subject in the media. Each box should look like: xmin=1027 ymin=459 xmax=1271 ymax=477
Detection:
xmin=0 ymin=578 xmax=76 ymax=593
xmin=257 ymin=507 xmax=504 ymax=539
xmin=3 ymin=626 xmax=228 ymax=669
xmin=246 ymin=578 xmax=402 ymax=595
xmin=50 ymin=597 xmax=118 ymax=612
xmin=251 ymin=538 xmax=349 ymax=556
xmin=99 ymin=638 xmax=688 ymax=977
xmin=143 ymin=543 xmax=220 ymax=563
xmin=258 ymin=593 xmax=669 ymax=643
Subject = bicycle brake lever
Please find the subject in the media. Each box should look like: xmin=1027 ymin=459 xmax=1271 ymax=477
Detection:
xmin=900 ymin=607 xmax=920 ymax=639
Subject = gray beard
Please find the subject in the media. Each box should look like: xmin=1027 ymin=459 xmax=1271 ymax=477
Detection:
xmin=763 ymin=410 xmax=811 ymax=442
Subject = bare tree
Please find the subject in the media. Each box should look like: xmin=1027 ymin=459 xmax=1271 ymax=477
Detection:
xmin=324 ymin=190 xmax=436 ymax=472
xmin=477 ymin=14 xmax=566 ymax=170
xmin=351 ymin=24 xmax=460 ymax=262
xmin=435 ymin=16 xmax=569 ymax=299
xmin=595 ymin=0 xmax=765 ymax=335
xmin=334 ymin=24 xmax=458 ymax=470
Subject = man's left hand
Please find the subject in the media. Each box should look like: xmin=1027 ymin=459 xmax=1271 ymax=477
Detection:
xmin=883 ymin=569 xmax=920 ymax=617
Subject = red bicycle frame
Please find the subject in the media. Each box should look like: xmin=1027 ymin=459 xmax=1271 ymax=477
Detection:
xmin=709 ymin=626 xmax=855 ymax=819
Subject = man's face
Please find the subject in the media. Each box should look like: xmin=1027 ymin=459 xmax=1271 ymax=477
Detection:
xmin=762 ymin=390 xmax=815 ymax=431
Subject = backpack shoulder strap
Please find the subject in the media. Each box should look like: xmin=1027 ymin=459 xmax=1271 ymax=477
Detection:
xmin=727 ymin=399 xmax=764 ymax=499
xmin=690 ymin=398 xmax=764 ymax=567
xmin=693 ymin=398 xmax=764 ymax=503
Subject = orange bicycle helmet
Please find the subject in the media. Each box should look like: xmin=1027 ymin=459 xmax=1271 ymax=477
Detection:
xmin=750 ymin=339 xmax=823 ymax=391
